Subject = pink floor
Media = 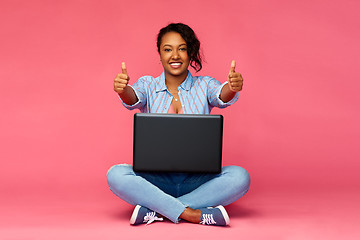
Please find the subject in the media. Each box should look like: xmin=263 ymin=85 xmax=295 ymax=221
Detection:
xmin=2 ymin=186 xmax=359 ymax=240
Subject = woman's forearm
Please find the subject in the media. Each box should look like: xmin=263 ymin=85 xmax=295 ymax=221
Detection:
xmin=119 ymin=86 xmax=138 ymax=105
xmin=220 ymin=83 xmax=237 ymax=103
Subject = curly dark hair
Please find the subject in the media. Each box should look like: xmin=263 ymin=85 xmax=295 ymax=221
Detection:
xmin=157 ymin=23 xmax=202 ymax=72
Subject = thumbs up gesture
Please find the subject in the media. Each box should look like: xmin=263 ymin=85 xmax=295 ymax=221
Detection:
xmin=114 ymin=62 xmax=130 ymax=94
xmin=227 ymin=60 xmax=243 ymax=92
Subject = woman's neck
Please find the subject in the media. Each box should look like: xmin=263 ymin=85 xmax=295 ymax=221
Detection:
xmin=164 ymin=71 xmax=188 ymax=90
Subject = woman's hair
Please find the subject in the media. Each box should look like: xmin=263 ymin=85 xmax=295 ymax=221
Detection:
xmin=157 ymin=23 xmax=202 ymax=72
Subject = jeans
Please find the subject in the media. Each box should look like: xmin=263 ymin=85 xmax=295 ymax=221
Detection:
xmin=106 ymin=164 xmax=250 ymax=223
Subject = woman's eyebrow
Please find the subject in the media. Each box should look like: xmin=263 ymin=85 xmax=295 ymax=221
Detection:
xmin=162 ymin=43 xmax=187 ymax=48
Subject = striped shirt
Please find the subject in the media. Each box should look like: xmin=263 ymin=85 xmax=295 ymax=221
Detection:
xmin=120 ymin=71 xmax=239 ymax=114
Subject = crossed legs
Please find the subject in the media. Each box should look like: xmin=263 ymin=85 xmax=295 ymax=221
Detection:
xmin=106 ymin=164 xmax=250 ymax=223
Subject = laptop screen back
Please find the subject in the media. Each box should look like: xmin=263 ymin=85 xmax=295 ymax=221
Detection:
xmin=133 ymin=113 xmax=223 ymax=173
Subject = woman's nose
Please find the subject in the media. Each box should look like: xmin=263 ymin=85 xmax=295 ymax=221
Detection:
xmin=171 ymin=50 xmax=180 ymax=59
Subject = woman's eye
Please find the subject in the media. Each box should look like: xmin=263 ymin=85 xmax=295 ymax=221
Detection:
xmin=180 ymin=48 xmax=187 ymax=51
xmin=164 ymin=49 xmax=171 ymax=52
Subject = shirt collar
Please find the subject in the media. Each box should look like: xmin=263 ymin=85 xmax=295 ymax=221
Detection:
xmin=155 ymin=71 xmax=193 ymax=93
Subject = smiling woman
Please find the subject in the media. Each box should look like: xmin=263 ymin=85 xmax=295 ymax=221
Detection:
xmin=160 ymin=32 xmax=190 ymax=81
xmin=157 ymin=23 xmax=202 ymax=73
xmin=109 ymin=23 xmax=249 ymax=226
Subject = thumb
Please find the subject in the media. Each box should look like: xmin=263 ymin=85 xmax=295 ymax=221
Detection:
xmin=229 ymin=60 xmax=236 ymax=73
xmin=122 ymin=62 xmax=128 ymax=75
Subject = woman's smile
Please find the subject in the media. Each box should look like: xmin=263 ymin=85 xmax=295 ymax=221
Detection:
xmin=169 ymin=62 xmax=183 ymax=69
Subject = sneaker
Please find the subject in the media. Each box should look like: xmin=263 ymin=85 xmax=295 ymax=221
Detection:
xmin=130 ymin=205 xmax=163 ymax=225
xmin=199 ymin=205 xmax=230 ymax=226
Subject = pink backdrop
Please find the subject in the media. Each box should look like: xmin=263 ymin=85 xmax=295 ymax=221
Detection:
xmin=1 ymin=0 xmax=360 ymax=237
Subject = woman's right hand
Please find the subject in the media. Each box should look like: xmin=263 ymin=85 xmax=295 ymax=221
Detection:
xmin=114 ymin=62 xmax=130 ymax=94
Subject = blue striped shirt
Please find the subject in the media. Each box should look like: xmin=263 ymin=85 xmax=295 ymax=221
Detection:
xmin=120 ymin=71 xmax=239 ymax=114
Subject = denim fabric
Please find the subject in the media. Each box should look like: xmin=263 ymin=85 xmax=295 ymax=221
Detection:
xmin=107 ymin=164 xmax=250 ymax=223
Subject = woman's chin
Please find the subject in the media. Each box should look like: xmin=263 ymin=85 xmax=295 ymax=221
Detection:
xmin=165 ymin=69 xmax=188 ymax=77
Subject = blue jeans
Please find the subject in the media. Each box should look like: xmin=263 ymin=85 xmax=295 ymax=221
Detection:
xmin=106 ymin=164 xmax=250 ymax=223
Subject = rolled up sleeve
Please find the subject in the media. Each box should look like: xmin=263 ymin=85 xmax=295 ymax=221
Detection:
xmin=119 ymin=77 xmax=148 ymax=111
xmin=118 ymin=85 xmax=143 ymax=110
xmin=207 ymin=78 xmax=239 ymax=108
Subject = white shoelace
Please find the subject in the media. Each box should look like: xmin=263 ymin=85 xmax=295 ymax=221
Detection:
xmin=143 ymin=212 xmax=163 ymax=225
xmin=200 ymin=214 xmax=217 ymax=225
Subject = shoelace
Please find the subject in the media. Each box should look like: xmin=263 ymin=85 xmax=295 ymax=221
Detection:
xmin=200 ymin=214 xmax=217 ymax=225
xmin=143 ymin=212 xmax=164 ymax=225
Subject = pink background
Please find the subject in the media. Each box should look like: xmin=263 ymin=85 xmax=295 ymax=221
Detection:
xmin=1 ymin=0 xmax=359 ymax=239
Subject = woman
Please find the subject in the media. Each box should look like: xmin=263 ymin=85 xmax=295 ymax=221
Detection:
xmin=107 ymin=23 xmax=250 ymax=226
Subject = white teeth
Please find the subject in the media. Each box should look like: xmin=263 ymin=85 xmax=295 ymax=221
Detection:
xmin=170 ymin=63 xmax=181 ymax=66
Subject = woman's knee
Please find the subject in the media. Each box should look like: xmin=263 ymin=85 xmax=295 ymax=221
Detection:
xmin=106 ymin=164 xmax=133 ymax=188
xmin=223 ymin=165 xmax=251 ymax=192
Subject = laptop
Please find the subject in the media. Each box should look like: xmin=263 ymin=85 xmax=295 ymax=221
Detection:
xmin=133 ymin=113 xmax=223 ymax=173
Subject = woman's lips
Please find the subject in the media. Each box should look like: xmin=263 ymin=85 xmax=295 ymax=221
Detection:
xmin=170 ymin=62 xmax=182 ymax=69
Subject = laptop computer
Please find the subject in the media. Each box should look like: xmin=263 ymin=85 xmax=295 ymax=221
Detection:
xmin=133 ymin=113 xmax=223 ymax=173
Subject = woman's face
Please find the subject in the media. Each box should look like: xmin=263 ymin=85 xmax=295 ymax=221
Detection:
xmin=159 ymin=32 xmax=190 ymax=79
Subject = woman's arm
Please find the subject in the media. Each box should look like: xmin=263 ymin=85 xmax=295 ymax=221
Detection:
xmin=220 ymin=60 xmax=244 ymax=102
xmin=114 ymin=62 xmax=138 ymax=105
xmin=220 ymin=83 xmax=237 ymax=103
xmin=118 ymin=86 xmax=138 ymax=105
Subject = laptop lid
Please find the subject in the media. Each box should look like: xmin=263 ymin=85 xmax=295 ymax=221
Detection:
xmin=133 ymin=113 xmax=223 ymax=173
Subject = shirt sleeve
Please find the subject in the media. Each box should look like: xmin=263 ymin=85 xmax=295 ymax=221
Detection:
xmin=118 ymin=76 xmax=148 ymax=111
xmin=207 ymin=77 xmax=239 ymax=108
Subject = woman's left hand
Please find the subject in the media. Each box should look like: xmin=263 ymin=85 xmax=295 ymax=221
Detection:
xmin=227 ymin=60 xmax=244 ymax=92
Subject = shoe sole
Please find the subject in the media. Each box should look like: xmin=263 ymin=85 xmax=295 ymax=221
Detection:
xmin=130 ymin=205 xmax=141 ymax=225
xmin=216 ymin=205 xmax=230 ymax=225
